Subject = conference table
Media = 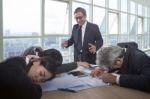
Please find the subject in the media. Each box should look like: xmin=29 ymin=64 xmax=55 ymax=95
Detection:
xmin=42 ymin=85 xmax=150 ymax=99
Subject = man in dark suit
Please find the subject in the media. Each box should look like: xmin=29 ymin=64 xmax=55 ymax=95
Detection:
xmin=61 ymin=7 xmax=103 ymax=64
xmin=91 ymin=46 xmax=150 ymax=92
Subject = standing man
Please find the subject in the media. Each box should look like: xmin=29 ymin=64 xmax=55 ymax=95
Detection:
xmin=61 ymin=7 xmax=103 ymax=64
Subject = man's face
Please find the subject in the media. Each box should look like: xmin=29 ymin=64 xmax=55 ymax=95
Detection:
xmin=74 ymin=12 xmax=86 ymax=26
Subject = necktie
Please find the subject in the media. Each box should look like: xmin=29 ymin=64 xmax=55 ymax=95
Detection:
xmin=77 ymin=26 xmax=82 ymax=61
xmin=78 ymin=26 xmax=82 ymax=52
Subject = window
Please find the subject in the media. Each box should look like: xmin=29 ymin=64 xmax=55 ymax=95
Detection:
xmin=108 ymin=12 xmax=118 ymax=34
xmin=129 ymin=15 xmax=136 ymax=34
xmin=93 ymin=0 xmax=105 ymax=7
xmin=143 ymin=18 xmax=148 ymax=49
xmin=144 ymin=7 xmax=148 ymax=17
xmin=75 ymin=0 xmax=90 ymax=3
xmin=3 ymin=0 xmax=41 ymax=58
xmin=129 ymin=15 xmax=136 ymax=41
xmin=138 ymin=17 xmax=143 ymax=34
xmin=109 ymin=0 xmax=118 ymax=10
xmin=1 ymin=0 xmax=150 ymax=61
xmin=121 ymin=13 xmax=127 ymax=34
xmin=45 ymin=0 xmax=68 ymax=34
xmin=120 ymin=13 xmax=128 ymax=42
xmin=108 ymin=12 xmax=119 ymax=45
xmin=93 ymin=7 xmax=106 ymax=34
xmin=121 ymin=0 xmax=127 ymax=12
xmin=3 ymin=0 xmax=41 ymax=36
xmin=138 ymin=4 xmax=142 ymax=16
xmin=4 ymin=38 xmax=41 ymax=58
xmin=130 ymin=1 xmax=136 ymax=14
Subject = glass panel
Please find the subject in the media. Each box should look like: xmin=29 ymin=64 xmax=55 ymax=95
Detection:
xmin=144 ymin=18 xmax=148 ymax=34
xmin=129 ymin=35 xmax=136 ymax=42
xmin=75 ymin=0 xmax=90 ymax=3
xmin=137 ymin=35 xmax=142 ymax=49
xmin=93 ymin=0 xmax=105 ymax=7
xmin=138 ymin=4 xmax=142 ymax=16
xmin=109 ymin=0 xmax=118 ymax=10
xmin=138 ymin=17 xmax=142 ymax=34
xmin=108 ymin=35 xmax=118 ymax=46
xmin=148 ymin=19 xmax=150 ymax=48
xmin=121 ymin=13 xmax=127 ymax=34
xmin=118 ymin=35 xmax=128 ymax=42
xmin=144 ymin=7 xmax=148 ymax=17
xmin=142 ymin=34 xmax=148 ymax=49
xmin=44 ymin=36 xmax=73 ymax=63
xmin=93 ymin=7 xmax=106 ymax=34
xmin=101 ymin=35 xmax=106 ymax=46
xmin=129 ymin=15 xmax=136 ymax=42
xmin=45 ymin=0 xmax=68 ymax=34
xmin=108 ymin=12 xmax=118 ymax=34
xmin=130 ymin=1 xmax=136 ymax=14
xmin=4 ymin=38 xmax=41 ymax=58
xmin=121 ymin=0 xmax=127 ymax=12
xmin=3 ymin=0 xmax=40 ymax=36
xmin=129 ymin=15 xmax=136 ymax=35
xmin=72 ymin=2 xmax=90 ymax=26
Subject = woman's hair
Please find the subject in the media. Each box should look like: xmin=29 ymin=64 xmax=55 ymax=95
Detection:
xmin=39 ymin=49 xmax=63 ymax=67
xmin=21 ymin=46 xmax=43 ymax=57
xmin=26 ymin=48 xmax=63 ymax=80
xmin=96 ymin=46 xmax=124 ymax=68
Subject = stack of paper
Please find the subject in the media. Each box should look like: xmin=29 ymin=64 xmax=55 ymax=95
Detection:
xmin=40 ymin=74 xmax=107 ymax=92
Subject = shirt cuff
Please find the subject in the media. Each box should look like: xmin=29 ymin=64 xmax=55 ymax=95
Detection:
xmin=111 ymin=73 xmax=120 ymax=84
xmin=25 ymin=57 xmax=30 ymax=65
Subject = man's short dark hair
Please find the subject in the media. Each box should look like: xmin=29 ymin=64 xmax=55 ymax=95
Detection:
xmin=74 ymin=7 xmax=87 ymax=16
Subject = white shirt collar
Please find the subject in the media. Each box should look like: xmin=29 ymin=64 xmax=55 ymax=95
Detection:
xmin=82 ymin=20 xmax=87 ymax=30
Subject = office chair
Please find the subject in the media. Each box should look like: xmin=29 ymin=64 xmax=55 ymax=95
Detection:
xmin=117 ymin=42 xmax=138 ymax=49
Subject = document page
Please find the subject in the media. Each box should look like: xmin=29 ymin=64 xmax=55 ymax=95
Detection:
xmin=40 ymin=75 xmax=85 ymax=91
xmin=41 ymin=74 xmax=107 ymax=92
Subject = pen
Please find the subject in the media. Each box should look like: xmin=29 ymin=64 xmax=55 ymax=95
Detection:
xmin=57 ymin=88 xmax=77 ymax=93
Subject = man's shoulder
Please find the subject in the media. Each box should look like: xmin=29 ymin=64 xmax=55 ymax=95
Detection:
xmin=73 ymin=24 xmax=79 ymax=28
xmin=87 ymin=22 xmax=98 ymax=27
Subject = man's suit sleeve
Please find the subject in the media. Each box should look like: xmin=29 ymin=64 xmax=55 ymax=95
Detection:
xmin=56 ymin=62 xmax=78 ymax=73
xmin=94 ymin=24 xmax=103 ymax=50
xmin=66 ymin=26 xmax=76 ymax=47
xmin=119 ymin=62 xmax=150 ymax=92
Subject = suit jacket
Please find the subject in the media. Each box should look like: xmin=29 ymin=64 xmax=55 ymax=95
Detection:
xmin=117 ymin=46 xmax=150 ymax=92
xmin=0 ymin=56 xmax=42 ymax=99
xmin=67 ymin=22 xmax=103 ymax=64
xmin=56 ymin=62 xmax=77 ymax=73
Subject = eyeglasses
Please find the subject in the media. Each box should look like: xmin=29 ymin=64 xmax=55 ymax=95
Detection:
xmin=74 ymin=16 xmax=84 ymax=20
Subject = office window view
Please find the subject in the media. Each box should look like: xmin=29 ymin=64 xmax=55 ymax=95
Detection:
xmin=1 ymin=0 xmax=150 ymax=63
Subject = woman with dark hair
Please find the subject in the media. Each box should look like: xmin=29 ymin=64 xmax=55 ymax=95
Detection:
xmin=22 ymin=46 xmax=90 ymax=75
xmin=0 ymin=48 xmax=63 ymax=99
xmin=27 ymin=48 xmax=63 ymax=83
xmin=21 ymin=46 xmax=43 ymax=57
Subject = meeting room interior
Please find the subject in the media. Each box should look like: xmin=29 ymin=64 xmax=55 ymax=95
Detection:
xmin=0 ymin=0 xmax=150 ymax=99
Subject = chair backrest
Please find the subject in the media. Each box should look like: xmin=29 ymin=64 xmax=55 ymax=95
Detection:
xmin=117 ymin=42 xmax=138 ymax=49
